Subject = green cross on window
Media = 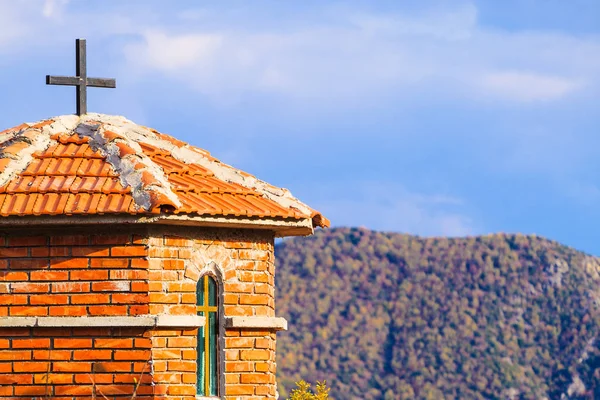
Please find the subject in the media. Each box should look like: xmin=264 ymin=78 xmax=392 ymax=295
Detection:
xmin=197 ymin=275 xmax=219 ymax=396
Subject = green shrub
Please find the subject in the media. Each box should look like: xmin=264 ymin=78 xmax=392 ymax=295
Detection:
xmin=289 ymin=380 xmax=330 ymax=400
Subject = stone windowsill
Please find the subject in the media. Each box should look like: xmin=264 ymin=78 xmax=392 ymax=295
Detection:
xmin=0 ymin=315 xmax=288 ymax=330
xmin=0 ymin=315 xmax=205 ymax=328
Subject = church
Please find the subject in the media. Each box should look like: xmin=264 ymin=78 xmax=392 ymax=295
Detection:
xmin=0 ymin=40 xmax=328 ymax=399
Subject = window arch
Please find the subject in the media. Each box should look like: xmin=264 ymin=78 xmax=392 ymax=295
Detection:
xmin=197 ymin=274 xmax=221 ymax=396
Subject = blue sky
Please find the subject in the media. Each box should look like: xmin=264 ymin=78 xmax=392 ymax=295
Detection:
xmin=1 ymin=1 xmax=599 ymax=254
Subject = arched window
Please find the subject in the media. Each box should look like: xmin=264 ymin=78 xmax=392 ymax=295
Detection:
xmin=197 ymin=274 xmax=220 ymax=396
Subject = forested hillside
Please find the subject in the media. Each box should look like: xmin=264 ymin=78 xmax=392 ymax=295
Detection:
xmin=275 ymin=227 xmax=600 ymax=399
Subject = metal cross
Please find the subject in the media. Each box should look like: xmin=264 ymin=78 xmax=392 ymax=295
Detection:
xmin=46 ymin=38 xmax=116 ymax=116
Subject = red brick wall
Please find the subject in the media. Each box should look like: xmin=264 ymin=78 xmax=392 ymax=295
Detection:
xmin=0 ymin=226 xmax=282 ymax=399
xmin=147 ymin=227 xmax=279 ymax=399
xmin=0 ymin=231 xmax=149 ymax=318
xmin=0 ymin=327 xmax=152 ymax=399
xmin=0 ymin=228 xmax=152 ymax=398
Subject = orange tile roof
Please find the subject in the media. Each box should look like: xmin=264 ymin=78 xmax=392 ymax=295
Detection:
xmin=0 ymin=114 xmax=329 ymax=228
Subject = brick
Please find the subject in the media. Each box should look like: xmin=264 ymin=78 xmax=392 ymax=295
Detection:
xmin=0 ymin=374 xmax=33 ymax=384
xmin=226 ymin=337 xmax=254 ymax=348
xmin=50 ymin=247 xmax=70 ymax=257
xmin=54 ymin=385 xmax=94 ymax=396
xmin=90 ymin=258 xmax=129 ymax=268
xmin=239 ymin=294 xmax=270 ymax=305
xmin=8 ymin=236 xmax=47 ymax=246
xmin=224 ymin=305 xmax=253 ymax=316
xmin=30 ymin=294 xmax=68 ymax=305
xmin=224 ymin=293 xmax=239 ymax=304
xmin=92 ymin=281 xmax=130 ymax=292
xmin=224 ymin=282 xmax=254 ymax=293
xmin=241 ymin=373 xmax=271 ymax=384
xmin=0 ymin=247 xmax=28 ymax=257
xmin=49 ymin=305 xmax=87 ymax=316
xmin=9 ymin=306 xmax=48 ymax=316
xmin=13 ymin=361 xmax=49 ymax=372
xmin=94 ymin=338 xmax=133 ymax=348
xmin=71 ymin=246 xmax=110 ymax=257
xmin=70 ymin=294 xmax=110 ymax=304
xmin=30 ymin=270 xmax=68 ymax=281
xmin=225 ymin=361 xmax=254 ymax=372
xmin=91 ymin=234 xmax=130 ymax=245
xmin=152 ymin=349 xmax=181 ymax=359
xmin=164 ymin=236 xmax=191 ymax=246
xmin=88 ymin=305 xmax=128 ymax=316
xmin=11 ymin=282 xmax=50 ymax=294
xmin=131 ymin=281 xmax=149 ymax=292
xmin=33 ymin=350 xmax=71 ymax=360
xmin=0 ymin=294 xmax=27 ymax=304
xmin=10 ymin=258 xmax=48 ymax=269
xmin=153 ymin=372 xmax=182 ymax=383
xmin=12 ymin=338 xmax=51 ymax=348
xmin=226 ymin=384 xmax=255 ymax=395
xmin=31 ymin=247 xmax=50 ymax=257
xmin=52 ymin=282 xmax=90 ymax=293
xmin=51 ymin=258 xmax=88 ymax=269
xmin=112 ymin=293 xmax=147 ymax=304
xmin=149 ymin=293 xmax=179 ymax=304
xmin=240 ymin=349 xmax=270 ymax=361
xmin=50 ymin=235 xmax=89 ymax=246
xmin=111 ymin=246 xmax=147 ymax=257
xmin=72 ymin=350 xmax=112 ymax=360
xmin=130 ymin=304 xmax=149 ymax=315
xmin=1 ymin=271 xmax=28 ymax=281
xmin=0 ymin=350 xmax=32 ymax=360
xmin=14 ymin=386 xmax=47 ymax=396
xmin=167 ymin=360 xmax=196 ymax=372
xmin=70 ymin=270 xmax=108 ymax=280
xmin=255 ymin=362 xmax=270 ymax=372
xmin=34 ymin=373 xmax=73 ymax=384
xmin=131 ymin=258 xmax=149 ymax=269
xmin=167 ymin=281 xmax=196 ymax=292
xmin=109 ymin=269 xmax=148 ymax=280
xmin=73 ymin=372 xmax=112 ymax=383
xmin=54 ymin=338 xmax=92 ymax=348
xmin=134 ymin=338 xmax=152 ymax=348
xmin=167 ymin=337 xmax=195 ymax=348
xmin=52 ymin=361 xmax=92 ymax=372
xmin=93 ymin=362 xmax=132 ymax=372
xmin=163 ymin=259 xmax=185 ymax=270
xmin=255 ymin=338 xmax=271 ymax=349
xmin=167 ymin=385 xmax=196 ymax=395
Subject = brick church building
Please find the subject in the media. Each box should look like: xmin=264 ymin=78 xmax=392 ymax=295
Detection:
xmin=0 ymin=112 xmax=328 ymax=399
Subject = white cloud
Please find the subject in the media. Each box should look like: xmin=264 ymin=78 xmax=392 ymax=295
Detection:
xmin=130 ymin=30 xmax=223 ymax=72
xmin=42 ymin=0 xmax=70 ymax=18
xmin=479 ymin=71 xmax=581 ymax=102
xmin=0 ymin=2 xmax=596 ymax=105
xmin=119 ymin=5 xmax=597 ymax=106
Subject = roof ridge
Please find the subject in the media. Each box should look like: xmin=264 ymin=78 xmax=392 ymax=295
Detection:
xmin=76 ymin=113 xmax=317 ymax=220
xmin=73 ymin=119 xmax=181 ymax=212
xmin=0 ymin=126 xmax=57 ymax=190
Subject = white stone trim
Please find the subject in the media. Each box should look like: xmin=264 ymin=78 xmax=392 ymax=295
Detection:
xmin=224 ymin=316 xmax=288 ymax=331
xmin=0 ymin=315 xmax=205 ymax=328
xmin=155 ymin=314 xmax=205 ymax=327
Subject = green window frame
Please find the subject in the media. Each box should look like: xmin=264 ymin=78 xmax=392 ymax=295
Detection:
xmin=197 ymin=274 xmax=220 ymax=396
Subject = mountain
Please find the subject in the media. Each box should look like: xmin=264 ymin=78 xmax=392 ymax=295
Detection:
xmin=274 ymin=227 xmax=600 ymax=400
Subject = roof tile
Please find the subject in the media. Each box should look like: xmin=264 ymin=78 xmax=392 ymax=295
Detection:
xmin=0 ymin=114 xmax=329 ymax=228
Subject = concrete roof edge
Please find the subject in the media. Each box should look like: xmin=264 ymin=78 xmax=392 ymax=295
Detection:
xmin=0 ymin=213 xmax=315 ymax=237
